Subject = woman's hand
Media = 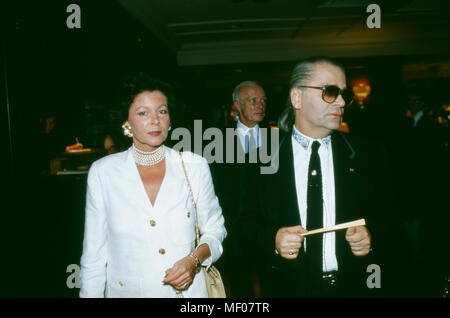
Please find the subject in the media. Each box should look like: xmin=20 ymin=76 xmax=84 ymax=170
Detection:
xmin=163 ymin=256 xmax=197 ymax=290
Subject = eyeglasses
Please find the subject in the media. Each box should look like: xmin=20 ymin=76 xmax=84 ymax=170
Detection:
xmin=298 ymin=85 xmax=354 ymax=106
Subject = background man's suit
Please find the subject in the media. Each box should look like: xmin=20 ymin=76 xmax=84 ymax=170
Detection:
xmin=211 ymin=121 xmax=273 ymax=297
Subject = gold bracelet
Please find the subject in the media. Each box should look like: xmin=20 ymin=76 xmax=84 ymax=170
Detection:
xmin=189 ymin=252 xmax=201 ymax=272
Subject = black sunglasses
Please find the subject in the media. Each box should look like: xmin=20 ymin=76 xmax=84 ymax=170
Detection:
xmin=298 ymin=85 xmax=354 ymax=106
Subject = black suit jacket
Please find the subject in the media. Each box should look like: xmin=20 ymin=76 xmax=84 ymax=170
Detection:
xmin=210 ymin=122 xmax=276 ymax=297
xmin=210 ymin=122 xmax=276 ymax=234
xmin=243 ymin=130 xmax=392 ymax=297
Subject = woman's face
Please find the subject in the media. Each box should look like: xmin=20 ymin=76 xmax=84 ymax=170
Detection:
xmin=127 ymin=90 xmax=170 ymax=151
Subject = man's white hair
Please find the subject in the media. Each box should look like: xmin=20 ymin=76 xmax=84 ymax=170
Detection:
xmin=232 ymin=81 xmax=262 ymax=103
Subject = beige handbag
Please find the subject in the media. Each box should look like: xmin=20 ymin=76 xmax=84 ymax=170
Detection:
xmin=179 ymin=152 xmax=227 ymax=298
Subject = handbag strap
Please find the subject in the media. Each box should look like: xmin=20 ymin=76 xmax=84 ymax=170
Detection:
xmin=179 ymin=151 xmax=200 ymax=247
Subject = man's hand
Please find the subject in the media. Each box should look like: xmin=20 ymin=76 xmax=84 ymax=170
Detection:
xmin=345 ymin=225 xmax=371 ymax=256
xmin=275 ymin=225 xmax=308 ymax=259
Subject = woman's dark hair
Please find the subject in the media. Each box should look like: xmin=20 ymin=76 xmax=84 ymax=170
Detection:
xmin=278 ymin=56 xmax=345 ymax=132
xmin=119 ymin=72 xmax=177 ymax=123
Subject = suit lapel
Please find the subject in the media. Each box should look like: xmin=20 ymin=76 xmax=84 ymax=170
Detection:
xmin=331 ymin=132 xmax=358 ymax=270
xmin=267 ymin=133 xmax=301 ymax=226
xmin=332 ymin=132 xmax=356 ymax=224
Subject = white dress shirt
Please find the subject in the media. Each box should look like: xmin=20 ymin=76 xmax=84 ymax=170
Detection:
xmin=236 ymin=119 xmax=261 ymax=153
xmin=80 ymin=146 xmax=227 ymax=298
xmin=291 ymin=126 xmax=338 ymax=272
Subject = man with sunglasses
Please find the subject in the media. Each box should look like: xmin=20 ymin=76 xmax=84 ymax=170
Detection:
xmin=244 ymin=57 xmax=390 ymax=297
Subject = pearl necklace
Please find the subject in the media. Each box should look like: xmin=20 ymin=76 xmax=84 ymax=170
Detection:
xmin=133 ymin=144 xmax=165 ymax=166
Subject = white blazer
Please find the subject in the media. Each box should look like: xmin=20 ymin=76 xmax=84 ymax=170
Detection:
xmin=79 ymin=146 xmax=227 ymax=298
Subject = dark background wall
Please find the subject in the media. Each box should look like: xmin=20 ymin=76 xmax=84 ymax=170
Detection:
xmin=2 ymin=0 xmax=182 ymax=297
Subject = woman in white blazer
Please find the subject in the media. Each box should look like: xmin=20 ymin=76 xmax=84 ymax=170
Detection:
xmin=79 ymin=73 xmax=226 ymax=298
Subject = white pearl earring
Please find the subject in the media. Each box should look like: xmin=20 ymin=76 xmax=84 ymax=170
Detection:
xmin=122 ymin=122 xmax=133 ymax=137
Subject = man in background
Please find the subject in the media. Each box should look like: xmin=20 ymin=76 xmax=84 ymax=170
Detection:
xmin=211 ymin=81 xmax=268 ymax=297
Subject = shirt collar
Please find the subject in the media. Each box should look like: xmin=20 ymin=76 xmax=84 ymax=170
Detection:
xmin=237 ymin=119 xmax=259 ymax=135
xmin=292 ymin=125 xmax=331 ymax=150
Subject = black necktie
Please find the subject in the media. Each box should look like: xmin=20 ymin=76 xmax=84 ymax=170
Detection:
xmin=306 ymin=141 xmax=323 ymax=277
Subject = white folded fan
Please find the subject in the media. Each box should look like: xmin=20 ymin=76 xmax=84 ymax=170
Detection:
xmin=300 ymin=218 xmax=366 ymax=237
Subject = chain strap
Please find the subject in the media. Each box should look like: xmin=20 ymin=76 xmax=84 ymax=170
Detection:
xmin=179 ymin=152 xmax=200 ymax=246
xmin=179 ymin=152 xmax=225 ymax=296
